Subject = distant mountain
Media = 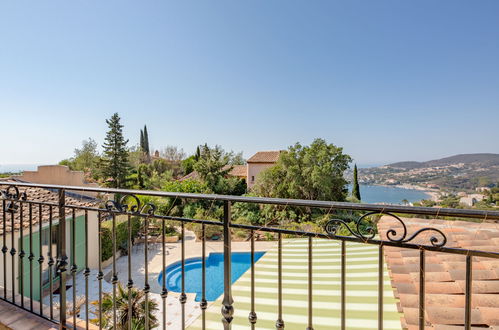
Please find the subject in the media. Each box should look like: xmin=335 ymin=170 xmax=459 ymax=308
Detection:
xmin=360 ymin=153 xmax=499 ymax=191
xmin=388 ymin=153 xmax=499 ymax=169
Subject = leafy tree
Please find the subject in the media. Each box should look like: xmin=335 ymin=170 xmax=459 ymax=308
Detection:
xmin=352 ymin=164 xmax=361 ymax=201
xmin=161 ymin=145 xmax=186 ymax=162
xmin=101 ymin=113 xmax=130 ymax=188
xmin=151 ymin=158 xmax=169 ymax=174
xmin=147 ymin=170 xmax=173 ymax=189
xmin=232 ymin=198 xmax=262 ymax=225
xmin=91 ymin=282 xmax=158 ymax=329
xmin=59 ymin=138 xmax=100 ymax=172
xmin=128 ymin=145 xmax=144 ymax=168
xmin=181 ymin=155 xmax=197 ymax=175
xmin=194 ymin=144 xmax=232 ymax=192
xmin=254 ymin=138 xmax=352 ymax=201
xmin=228 ymin=151 xmax=246 ymax=165
xmin=139 ymin=179 xmax=210 ymax=217
xmin=136 ymin=163 xmax=151 ymax=188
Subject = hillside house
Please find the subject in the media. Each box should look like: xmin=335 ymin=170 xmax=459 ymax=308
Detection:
xmin=178 ymin=151 xmax=283 ymax=188
xmin=246 ymin=151 xmax=282 ymax=188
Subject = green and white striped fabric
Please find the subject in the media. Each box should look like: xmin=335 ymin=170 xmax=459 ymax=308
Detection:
xmin=189 ymin=238 xmax=402 ymax=330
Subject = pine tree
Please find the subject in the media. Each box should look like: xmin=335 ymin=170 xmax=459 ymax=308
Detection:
xmin=101 ymin=113 xmax=130 ymax=188
xmin=352 ymin=164 xmax=361 ymax=201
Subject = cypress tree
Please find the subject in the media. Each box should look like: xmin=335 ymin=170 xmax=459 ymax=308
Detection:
xmin=101 ymin=113 xmax=130 ymax=188
xmin=140 ymin=129 xmax=145 ymax=151
xmin=195 ymin=145 xmax=201 ymax=161
xmin=352 ymin=164 xmax=361 ymax=201
xmin=143 ymin=125 xmax=150 ymax=155
xmin=143 ymin=125 xmax=151 ymax=163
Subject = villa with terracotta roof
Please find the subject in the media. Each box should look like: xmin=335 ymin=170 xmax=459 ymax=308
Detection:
xmin=179 ymin=151 xmax=283 ymax=188
xmin=246 ymin=151 xmax=283 ymax=187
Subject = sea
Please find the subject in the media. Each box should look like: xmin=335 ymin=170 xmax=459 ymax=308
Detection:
xmin=0 ymin=164 xmax=40 ymax=173
xmin=349 ymin=184 xmax=430 ymax=205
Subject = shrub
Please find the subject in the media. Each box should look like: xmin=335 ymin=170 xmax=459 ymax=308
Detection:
xmin=187 ymin=208 xmax=223 ymax=240
xmin=91 ymin=282 xmax=158 ymax=329
xmin=100 ymin=216 xmax=141 ymax=261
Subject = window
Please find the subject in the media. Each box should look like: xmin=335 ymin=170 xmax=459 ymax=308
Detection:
xmin=251 ymin=176 xmax=255 ymax=182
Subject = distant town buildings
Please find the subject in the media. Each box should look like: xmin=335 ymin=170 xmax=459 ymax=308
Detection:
xmin=459 ymin=193 xmax=486 ymax=207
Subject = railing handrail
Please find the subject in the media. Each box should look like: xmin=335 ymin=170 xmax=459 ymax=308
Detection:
xmin=2 ymin=180 xmax=499 ymax=220
xmin=2 ymin=180 xmax=499 ymax=329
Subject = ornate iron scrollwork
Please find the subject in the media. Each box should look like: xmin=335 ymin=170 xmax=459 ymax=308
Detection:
xmin=105 ymin=194 xmax=141 ymax=213
xmin=325 ymin=211 xmax=447 ymax=247
xmin=0 ymin=185 xmax=27 ymax=213
xmin=104 ymin=193 xmax=156 ymax=216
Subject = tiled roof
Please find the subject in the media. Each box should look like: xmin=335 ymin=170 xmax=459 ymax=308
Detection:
xmin=178 ymin=170 xmax=199 ymax=182
xmin=0 ymin=179 xmax=98 ymax=234
xmin=247 ymin=151 xmax=282 ymax=163
xmin=378 ymin=216 xmax=499 ymax=328
xmin=228 ymin=165 xmax=247 ymax=177
xmin=178 ymin=165 xmax=247 ymax=181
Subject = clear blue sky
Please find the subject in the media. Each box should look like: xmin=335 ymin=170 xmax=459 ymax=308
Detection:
xmin=1 ymin=1 xmax=498 ymax=166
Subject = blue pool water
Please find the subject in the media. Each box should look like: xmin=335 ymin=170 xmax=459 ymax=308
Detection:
xmin=158 ymin=252 xmax=265 ymax=301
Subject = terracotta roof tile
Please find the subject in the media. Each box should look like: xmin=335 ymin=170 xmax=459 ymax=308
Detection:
xmin=247 ymin=151 xmax=282 ymax=163
xmin=456 ymin=280 xmax=499 ymax=294
xmin=410 ymin=272 xmax=453 ymax=283
xmin=433 ymin=325 xmax=486 ymax=330
xmin=401 ymin=307 xmax=423 ymax=325
xmin=379 ymin=216 xmax=499 ymax=327
xmin=394 ymin=282 xmax=418 ymax=294
xmin=426 ymin=307 xmax=483 ymax=326
xmin=448 ymin=269 xmax=497 ymax=281
xmin=426 ymin=282 xmax=464 ymax=294
xmin=228 ymin=165 xmax=247 ymax=177
xmin=474 ymin=294 xmax=499 ymax=308
xmin=178 ymin=165 xmax=247 ymax=181
xmin=477 ymin=307 xmax=499 ymax=326
xmin=0 ymin=179 xmax=98 ymax=234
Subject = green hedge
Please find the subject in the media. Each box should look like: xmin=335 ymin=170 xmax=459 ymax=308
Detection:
xmin=100 ymin=216 xmax=141 ymax=262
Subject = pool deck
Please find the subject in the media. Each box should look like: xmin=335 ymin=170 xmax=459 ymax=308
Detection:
xmin=55 ymin=234 xmax=403 ymax=329
xmin=188 ymin=238 xmax=403 ymax=330
xmin=60 ymin=230 xmax=275 ymax=329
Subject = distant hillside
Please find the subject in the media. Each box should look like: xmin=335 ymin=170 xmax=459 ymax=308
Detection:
xmin=388 ymin=154 xmax=499 ymax=169
xmin=360 ymin=153 xmax=499 ymax=191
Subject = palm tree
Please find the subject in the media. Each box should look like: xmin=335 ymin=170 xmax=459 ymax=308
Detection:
xmin=91 ymin=282 xmax=158 ymax=329
xmin=402 ymin=199 xmax=409 ymax=205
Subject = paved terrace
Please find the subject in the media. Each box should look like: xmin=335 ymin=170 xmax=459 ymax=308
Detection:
xmin=189 ymin=238 xmax=403 ymax=330
xmin=60 ymin=230 xmax=275 ymax=329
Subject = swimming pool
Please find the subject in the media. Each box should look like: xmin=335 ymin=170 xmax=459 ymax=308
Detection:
xmin=158 ymin=252 xmax=265 ymax=301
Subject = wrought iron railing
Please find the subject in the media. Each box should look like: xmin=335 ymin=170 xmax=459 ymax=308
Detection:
xmin=0 ymin=181 xmax=498 ymax=330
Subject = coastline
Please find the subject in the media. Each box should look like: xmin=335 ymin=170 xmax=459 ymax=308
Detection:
xmin=394 ymin=183 xmax=440 ymax=201
xmin=362 ymin=183 xmax=440 ymax=202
